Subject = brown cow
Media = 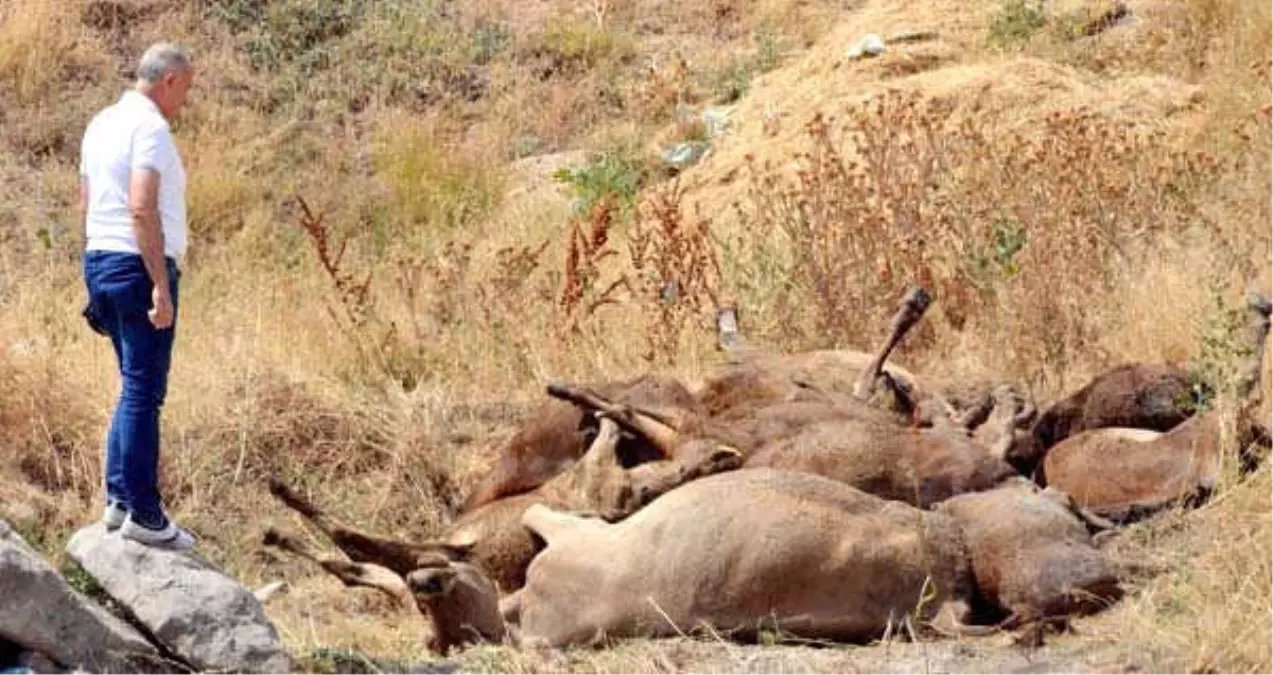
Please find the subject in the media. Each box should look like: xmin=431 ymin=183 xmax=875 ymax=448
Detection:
xmin=462 ymin=374 xmax=700 ymax=512
xmin=1006 ymin=364 xmax=1201 ymax=477
xmin=1040 ymin=293 xmax=1271 ymax=522
xmin=558 ymin=375 xmax=1024 ymax=508
xmin=744 ymin=416 xmax=1018 ymax=508
xmin=266 ymin=416 xmax=743 ymax=592
xmin=934 ymin=478 xmax=1123 ymax=644
xmin=513 ymin=469 xmax=981 ymax=647
xmin=693 ymin=287 xmax=931 ymax=419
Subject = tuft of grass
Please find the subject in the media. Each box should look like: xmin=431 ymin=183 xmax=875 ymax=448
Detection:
xmin=534 ymin=15 xmax=636 ymax=78
xmin=0 ymin=0 xmax=84 ymax=105
xmin=370 ymin=111 xmax=505 ymax=238
xmin=987 ymin=0 xmax=1047 ymax=49
xmin=709 ymin=29 xmax=780 ymax=104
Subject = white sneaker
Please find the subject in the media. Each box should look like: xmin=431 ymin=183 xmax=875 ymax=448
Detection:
xmin=103 ymin=501 xmax=127 ymax=531
xmin=119 ymin=515 xmax=196 ymax=551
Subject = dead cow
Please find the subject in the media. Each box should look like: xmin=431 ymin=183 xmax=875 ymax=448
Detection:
xmin=934 ymin=478 xmax=1123 ymax=643
xmin=1007 ymin=364 xmax=1201 ymax=477
xmin=742 ymin=380 xmax=1030 ymax=507
xmin=511 ymin=468 xmax=982 ymax=647
xmin=694 ymin=287 xmax=932 ymax=419
xmin=699 ymin=288 xmax=1037 ymax=450
xmin=266 ymin=416 xmax=742 ymax=593
xmin=1040 ymin=293 xmax=1271 ymax=522
xmin=557 ymin=373 xmax=1023 ymax=508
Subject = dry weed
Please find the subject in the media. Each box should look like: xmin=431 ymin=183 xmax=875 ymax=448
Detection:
xmin=728 ymin=87 xmax=1234 ymax=392
xmin=627 ymin=180 xmax=722 ymax=364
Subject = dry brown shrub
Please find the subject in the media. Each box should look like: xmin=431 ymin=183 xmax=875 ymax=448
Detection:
xmin=728 ymin=87 xmax=1227 ymax=387
xmin=555 ymin=197 xmax=630 ymax=338
xmin=0 ymin=352 xmax=100 ymax=505
xmin=627 ymin=180 xmax=722 ymax=364
xmin=180 ymin=370 xmax=393 ymax=489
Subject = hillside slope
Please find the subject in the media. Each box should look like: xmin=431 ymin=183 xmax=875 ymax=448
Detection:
xmin=0 ymin=0 xmax=1269 ymax=671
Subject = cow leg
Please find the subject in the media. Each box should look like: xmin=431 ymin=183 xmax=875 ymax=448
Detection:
xmin=853 ymin=285 xmax=931 ymax=401
xmin=626 ymin=443 xmax=743 ymax=511
xmin=570 ymin=417 xmax=633 ymax=517
xmin=262 ymin=528 xmax=412 ymax=608
xmin=546 ymin=384 xmax=683 ymax=457
xmin=267 ymin=476 xmax=469 ymax=575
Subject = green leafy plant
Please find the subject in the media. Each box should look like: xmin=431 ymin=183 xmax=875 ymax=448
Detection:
xmin=988 ymin=0 xmax=1047 ymax=48
xmin=553 ymin=146 xmax=649 ymax=217
xmin=1185 ymin=287 xmax=1254 ymax=413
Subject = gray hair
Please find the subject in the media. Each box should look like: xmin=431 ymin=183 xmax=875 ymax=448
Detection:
xmin=136 ymin=42 xmax=192 ymax=82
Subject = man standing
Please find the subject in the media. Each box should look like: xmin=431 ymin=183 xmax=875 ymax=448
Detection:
xmin=80 ymin=43 xmax=195 ymax=550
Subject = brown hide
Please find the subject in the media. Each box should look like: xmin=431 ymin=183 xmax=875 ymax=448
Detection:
xmin=695 ymin=398 xmax=903 ymax=453
xmin=269 ymin=417 xmax=742 ymax=594
xmin=462 ymin=374 xmax=698 ymax=512
xmin=1009 ymin=363 xmax=1197 ymax=476
xmin=744 ymin=418 xmax=1017 ymax=507
xmin=690 ymin=350 xmax=921 ymax=417
xmin=450 ymin=430 xmax=745 ymax=591
xmin=936 ymin=479 xmax=1122 ymax=624
xmin=1039 ymin=419 xmax=1222 ymax=521
xmin=1041 ymin=294 xmax=1271 ymax=521
xmin=517 ymin=469 xmax=975 ymax=647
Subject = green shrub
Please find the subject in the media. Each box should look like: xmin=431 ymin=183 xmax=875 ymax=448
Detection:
xmin=988 ymin=0 xmax=1047 ymax=48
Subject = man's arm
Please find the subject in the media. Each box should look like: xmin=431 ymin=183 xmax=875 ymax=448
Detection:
xmin=128 ymin=168 xmax=173 ymax=329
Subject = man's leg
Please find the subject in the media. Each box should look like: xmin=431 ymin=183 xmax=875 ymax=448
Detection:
xmin=85 ymin=252 xmax=129 ymax=522
xmin=115 ymin=265 xmax=178 ymax=530
xmin=95 ymin=253 xmax=190 ymax=549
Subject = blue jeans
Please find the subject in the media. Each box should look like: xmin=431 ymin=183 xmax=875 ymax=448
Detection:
xmin=83 ymin=251 xmax=179 ymax=530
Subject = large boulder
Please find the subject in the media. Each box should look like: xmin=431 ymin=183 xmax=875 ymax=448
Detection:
xmin=0 ymin=519 xmax=163 ymax=673
xmin=66 ymin=524 xmax=293 ymax=674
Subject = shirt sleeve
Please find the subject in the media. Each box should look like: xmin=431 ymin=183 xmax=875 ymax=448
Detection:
xmin=78 ymin=122 xmax=91 ymax=177
xmin=131 ymin=120 xmax=172 ymax=174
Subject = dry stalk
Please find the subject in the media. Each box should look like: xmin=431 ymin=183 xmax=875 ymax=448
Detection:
xmin=628 ymin=179 xmax=721 ymax=364
xmin=557 ymin=197 xmax=631 ymax=337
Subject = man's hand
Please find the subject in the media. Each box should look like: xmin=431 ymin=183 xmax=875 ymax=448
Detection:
xmin=149 ymin=286 xmax=174 ymax=329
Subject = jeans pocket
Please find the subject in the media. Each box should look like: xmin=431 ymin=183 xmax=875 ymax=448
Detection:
xmin=81 ymin=299 xmax=110 ymax=337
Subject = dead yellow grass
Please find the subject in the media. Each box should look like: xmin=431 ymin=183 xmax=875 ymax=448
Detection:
xmin=0 ymin=0 xmax=1269 ymax=671
xmin=0 ymin=0 xmax=91 ymax=104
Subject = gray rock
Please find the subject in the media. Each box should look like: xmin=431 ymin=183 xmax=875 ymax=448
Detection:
xmin=66 ymin=524 xmax=293 ymax=674
xmin=845 ymin=33 xmax=887 ymax=59
xmin=660 ymin=141 xmax=709 ymax=170
xmin=0 ymin=519 xmax=163 ymax=673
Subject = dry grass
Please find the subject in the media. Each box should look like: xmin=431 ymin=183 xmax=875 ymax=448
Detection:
xmin=0 ymin=0 xmax=1269 ymax=671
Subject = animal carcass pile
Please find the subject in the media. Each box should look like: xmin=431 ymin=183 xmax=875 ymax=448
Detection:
xmin=264 ymin=286 xmax=1272 ymax=654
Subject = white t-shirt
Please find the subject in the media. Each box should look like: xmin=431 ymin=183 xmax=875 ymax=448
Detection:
xmin=80 ymin=90 xmax=187 ymax=260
